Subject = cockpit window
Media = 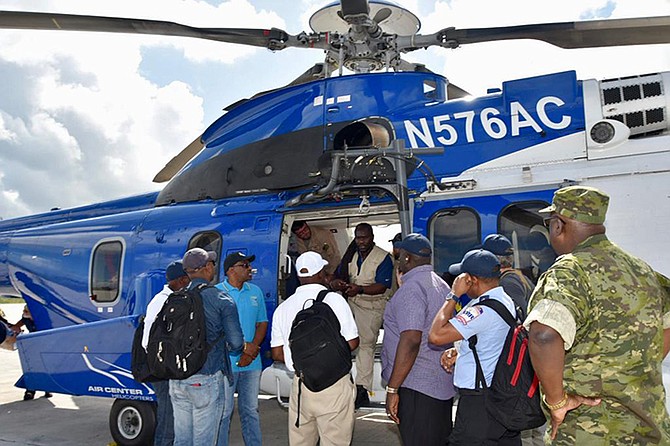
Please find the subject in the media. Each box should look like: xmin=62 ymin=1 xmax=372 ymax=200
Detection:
xmin=90 ymin=240 xmax=123 ymax=303
xmin=188 ymin=231 xmax=222 ymax=284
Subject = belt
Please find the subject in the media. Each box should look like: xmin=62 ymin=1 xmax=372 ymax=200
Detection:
xmin=457 ymin=387 xmax=484 ymax=396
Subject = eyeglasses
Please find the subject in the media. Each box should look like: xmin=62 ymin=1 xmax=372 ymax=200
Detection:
xmin=543 ymin=215 xmax=564 ymax=228
xmin=232 ymin=262 xmax=251 ymax=269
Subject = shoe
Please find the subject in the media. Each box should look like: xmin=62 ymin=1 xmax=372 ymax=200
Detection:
xmin=23 ymin=390 xmax=35 ymax=401
xmin=355 ymin=385 xmax=370 ymax=409
xmin=44 ymin=392 xmax=53 ymax=398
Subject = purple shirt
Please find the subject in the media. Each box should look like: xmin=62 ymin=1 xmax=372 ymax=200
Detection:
xmin=381 ymin=264 xmax=456 ymax=401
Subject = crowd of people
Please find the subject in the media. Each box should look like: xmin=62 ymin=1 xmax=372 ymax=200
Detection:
xmin=10 ymin=184 xmax=666 ymax=446
xmin=275 ymin=186 xmax=670 ymax=445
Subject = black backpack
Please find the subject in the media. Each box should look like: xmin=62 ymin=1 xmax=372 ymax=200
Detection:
xmin=468 ymin=298 xmax=546 ymax=432
xmin=130 ymin=315 xmax=159 ymax=383
xmin=289 ymin=289 xmax=352 ymax=427
xmin=146 ymin=283 xmax=214 ymax=380
xmin=289 ymin=290 xmax=352 ymax=393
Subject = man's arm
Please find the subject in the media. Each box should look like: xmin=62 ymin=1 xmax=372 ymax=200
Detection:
xmin=528 ymin=321 xmax=600 ymax=440
xmin=385 ymin=330 xmax=422 ymax=424
xmin=221 ymin=298 xmax=244 ymax=355
xmin=664 ymin=328 xmax=670 ymax=359
xmin=428 ymin=299 xmax=461 ymax=345
xmin=348 ymin=337 xmax=360 ymax=351
xmin=238 ymin=321 xmax=269 ymax=367
xmin=271 ymin=346 xmax=284 ymax=363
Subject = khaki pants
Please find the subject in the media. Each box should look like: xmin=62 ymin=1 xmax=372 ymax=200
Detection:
xmin=348 ymin=295 xmax=385 ymax=390
xmin=288 ymin=374 xmax=355 ymax=446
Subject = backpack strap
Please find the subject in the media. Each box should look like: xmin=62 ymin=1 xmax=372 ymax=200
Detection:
xmin=467 ymin=297 xmax=517 ymax=391
xmin=476 ymin=298 xmax=518 ymax=328
xmin=316 ymin=289 xmax=330 ymax=303
xmin=468 ymin=334 xmax=489 ymax=391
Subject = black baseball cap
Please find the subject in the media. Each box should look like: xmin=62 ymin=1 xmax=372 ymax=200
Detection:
xmin=223 ymin=252 xmax=256 ymax=272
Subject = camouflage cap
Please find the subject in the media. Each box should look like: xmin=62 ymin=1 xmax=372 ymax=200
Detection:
xmin=539 ymin=186 xmax=609 ymax=224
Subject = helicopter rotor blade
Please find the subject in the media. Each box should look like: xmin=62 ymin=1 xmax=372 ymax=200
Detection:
xmin=153 ymin=134 xmax=204 ymax=183
xmin=0 ymin=10 xmax=300 ymax=50
xmin=372 ymin=8 xmax=392 ymax=25
xmin=447 ymin=83 xmax=471 ymax=99
xmin=406 ymin=16 xmax=670 ymax=50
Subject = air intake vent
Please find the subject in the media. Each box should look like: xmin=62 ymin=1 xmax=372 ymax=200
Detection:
xmin=600 ymin=74 xmax=667 ymax=137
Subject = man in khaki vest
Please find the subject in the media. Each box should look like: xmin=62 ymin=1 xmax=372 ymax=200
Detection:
xmin=331 ymin=223 xmax=393 ymax=408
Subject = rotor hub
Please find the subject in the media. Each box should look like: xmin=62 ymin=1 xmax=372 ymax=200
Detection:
xmin=310 ymin=0 xmax=420 ymax=36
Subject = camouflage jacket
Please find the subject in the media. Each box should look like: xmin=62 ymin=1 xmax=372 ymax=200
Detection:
xmin=528 ymin=234 xmax=670 ymax=445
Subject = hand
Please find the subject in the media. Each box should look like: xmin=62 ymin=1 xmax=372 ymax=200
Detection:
xmin=243 ymin=342 xmax=260 ymax=359
xmin=440 ymin=348 xmax=458 ymax=373
xmin=237 ymin=353 xmax=254 ymax=368
xmin=549 ymin=394 xmax=601 ymax=440
xmin=386 ymin=392 xmax=400 ymax=424
xmin=330 ymin=279 xmax=347 ymax=291
xmin=451 ymin=273 xmax=473 ymax=297
xmin=344 ymin=283 xmax=360 ymax=298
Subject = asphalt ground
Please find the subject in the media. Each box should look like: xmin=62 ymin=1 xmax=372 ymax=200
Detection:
xmin=0 ymin=303 xmax=402 ymax=446
xmin=4 ymin=300 xmax=670 ymax=446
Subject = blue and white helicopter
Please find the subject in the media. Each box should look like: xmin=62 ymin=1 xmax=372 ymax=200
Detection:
xmin=0 ymin=1 xmax=669 ymax=444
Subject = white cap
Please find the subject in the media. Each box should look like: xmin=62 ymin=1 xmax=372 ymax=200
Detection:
xmin=295 ymin=251 xmax=329 ymax=277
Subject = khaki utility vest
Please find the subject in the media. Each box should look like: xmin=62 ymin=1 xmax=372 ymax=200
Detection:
xmin=348 ymin=245 xmax=392 ymax=303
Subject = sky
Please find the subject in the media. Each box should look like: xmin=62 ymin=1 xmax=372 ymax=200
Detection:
xmin=0 ymin=0 xmax=668 ymax=219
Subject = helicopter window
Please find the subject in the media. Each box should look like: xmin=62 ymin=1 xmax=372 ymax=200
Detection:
xmin=498 ymin=201 xmax=557 ymax=283
xmin=90 ymin=240 xmax=123 ymax=303
xmin=188 ymin=231 xmax=222 ymax=284
xmin=429 ymin=208 xmax=480 ymax=278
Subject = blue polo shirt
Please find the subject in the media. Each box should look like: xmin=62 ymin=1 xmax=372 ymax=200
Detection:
xmin=216 ymin=279 xmax=268 ymax=372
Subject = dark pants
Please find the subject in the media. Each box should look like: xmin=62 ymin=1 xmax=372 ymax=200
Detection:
xmin=397 ymin=387 xmax=453 ymax=446
xmin=153 ymin=380 xmax=175 ymax=446
xmin=450 ymin=390 xmax=520 ymax=446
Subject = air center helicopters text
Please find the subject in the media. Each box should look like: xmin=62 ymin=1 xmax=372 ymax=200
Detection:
xmin=404 ymin=95 xmax=571 ymax=148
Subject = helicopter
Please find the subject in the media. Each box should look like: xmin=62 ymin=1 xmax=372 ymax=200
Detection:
xmin=0 ymin=0 xmax=669 ymax=444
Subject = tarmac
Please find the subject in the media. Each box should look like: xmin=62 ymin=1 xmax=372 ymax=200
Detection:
xmin=0 ymin=303 xmax=402 ymax=446
xmin=5 ymin=299 xmax=670 ymax=446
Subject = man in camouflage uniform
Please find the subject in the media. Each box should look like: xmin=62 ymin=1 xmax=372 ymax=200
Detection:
xmin=525 ymin=185 xmax=670 ymax=445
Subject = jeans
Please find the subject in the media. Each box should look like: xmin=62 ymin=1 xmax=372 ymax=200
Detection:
xmin=170 ymin=371 xmax=225 ymax=446
xmin=218 ymin=370 xmax=262 ymax=446
xmin=153 ymin=380 xmax=174 ymax=446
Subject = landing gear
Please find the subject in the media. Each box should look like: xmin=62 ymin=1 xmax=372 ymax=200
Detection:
xmin=109 ymin=399 xmax=156 ymax=446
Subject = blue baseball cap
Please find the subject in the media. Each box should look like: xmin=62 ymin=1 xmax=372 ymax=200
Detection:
xmin=482 ymin=234 xmax=513 ymax=256
xmin=448 ymin=249 xmax=501 ymax=278
xmin=396 ymin=233 xmax=432 ymax=257
xmin=165 ymin=261 xmax=187 ymax=281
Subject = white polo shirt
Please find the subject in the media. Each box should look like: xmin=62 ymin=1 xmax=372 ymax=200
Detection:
xmin=271 ymin=283 xmax=358 ymax=372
